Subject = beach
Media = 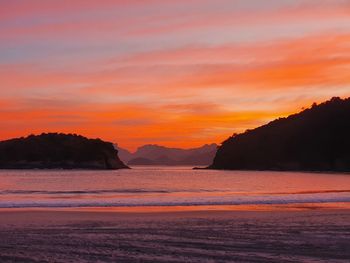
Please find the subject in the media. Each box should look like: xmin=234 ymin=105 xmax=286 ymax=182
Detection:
xmin=1 ymin=168 xmax=349 ymax=262
xmin=0 ymin=206 xmax=349 ymax=262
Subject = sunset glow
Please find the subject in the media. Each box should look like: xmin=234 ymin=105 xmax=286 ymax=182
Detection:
xmin=1 ymin=0 xmax=350 ymax=150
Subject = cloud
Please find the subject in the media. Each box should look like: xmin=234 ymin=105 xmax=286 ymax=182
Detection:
xmin=0 ymin=1 xmax=349 ymax=150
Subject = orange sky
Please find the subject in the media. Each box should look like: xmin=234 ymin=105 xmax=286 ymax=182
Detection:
xmin=0 ymin=0 xmax=350 ymax=151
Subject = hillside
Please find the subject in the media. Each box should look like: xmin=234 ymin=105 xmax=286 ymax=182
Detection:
xmin=118 ymin=144 xmax=217 ymax=166
xmin=210 ymin=97 xmax=350 ymax=171
xmin=0 ymin=133 xmax=129 ymax=169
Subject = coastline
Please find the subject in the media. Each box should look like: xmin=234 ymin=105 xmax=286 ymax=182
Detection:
xmin=201 ymin=166 xmax=350 ymax=174
xmin=1 ymin=201 xmax=349 ymax=214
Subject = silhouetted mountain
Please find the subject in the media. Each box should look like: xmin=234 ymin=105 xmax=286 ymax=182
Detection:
xmin=0 ymin=133 xmax=129 ymax=170
xmin=127 ymin=157 xmax=155 ymax=165
xmin=117 ymin=144 xmax=217 ymax=166
xmin=115 ymin=145 xmax=133 ymax=163
xmin=153 ymin=155 xmax=177 ymax=165
xmin=210 ymin=97 xmax=350 ymax=171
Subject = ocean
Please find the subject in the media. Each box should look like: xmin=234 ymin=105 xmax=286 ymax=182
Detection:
xmin=0 ymin=166 xmax=349 ymax=209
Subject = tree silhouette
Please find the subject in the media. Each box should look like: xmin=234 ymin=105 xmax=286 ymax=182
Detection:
xmin=210 ymin=97 xmax=350 ymax=172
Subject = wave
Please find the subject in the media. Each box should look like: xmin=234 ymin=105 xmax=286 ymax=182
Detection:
xmin=1 ymin=189 xmax=349 ymax=195
xmin=0 ymin=195 xmax=349 ymax=208
xmin=0 ymin=189 xmax=228 ymax=195
xmin=0 ymin=189 xmax=172 ymax=195
xmin=270 ymin=190 xmax=350 ymax=195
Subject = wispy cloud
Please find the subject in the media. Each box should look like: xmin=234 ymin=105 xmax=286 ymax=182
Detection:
xmin=0 ymin=0 xmax=349 ymax=150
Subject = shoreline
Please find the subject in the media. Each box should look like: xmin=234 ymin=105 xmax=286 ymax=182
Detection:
xmin=1 ymin=167 xmax=350 ymax=174
xmin=1 ymin=201 xmax=350 ymax=214
xmin=0 ymin=205 xmax=349 ymax=262
xmin=198 ymin=166 xmax=350 ymax=174
xmin=0 ymin=203 xmax=349 ymax=227
xmin=1 ymin=203 xmax=349 ymax=230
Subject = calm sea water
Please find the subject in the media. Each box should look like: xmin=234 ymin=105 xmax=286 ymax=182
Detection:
xmin=0 ymin=166 xmax=349 ymax=208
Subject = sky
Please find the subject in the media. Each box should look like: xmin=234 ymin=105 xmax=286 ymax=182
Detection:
xmin=0 ymin=0 xmax=350 ymax=151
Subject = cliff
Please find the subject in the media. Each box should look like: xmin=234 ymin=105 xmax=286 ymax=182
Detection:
xmin=0 ymin=133 xmax=129 ymax=170
xmin=210 ymin=97 xmax=350 ymax=171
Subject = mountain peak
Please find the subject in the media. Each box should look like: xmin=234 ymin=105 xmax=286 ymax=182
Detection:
xmin=117 ymin=143 xmax=218 ymax=166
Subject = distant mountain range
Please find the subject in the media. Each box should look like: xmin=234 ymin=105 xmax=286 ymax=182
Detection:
xmin=0 ymin=133 xmax=128 ymax=170
xmin=117 ymin=144 xmax=217 ymax=166
xmin=210 ymin=97 xmax=350 ymax=172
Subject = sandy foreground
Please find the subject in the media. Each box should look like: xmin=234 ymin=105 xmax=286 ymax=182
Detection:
xmin=0 ymin=205 xmax=349 ymax=263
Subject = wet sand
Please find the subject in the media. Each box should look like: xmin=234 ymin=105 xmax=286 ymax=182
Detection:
xmin=0 ymin=206 xmax=349 ymax=262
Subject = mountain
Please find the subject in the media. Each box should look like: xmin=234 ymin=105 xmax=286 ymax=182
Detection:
xmin=210 ymin=97 xmax=350 ymax=171
xmin=117 ymin=144 xmax=217 ymax=166
xmin=0 ymin=133 xmax=129 ymax=170
xmin=127 ymin=157 xmax=155 ymax=165
xmin=115 ymin=146 xmax=133 ymax=164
